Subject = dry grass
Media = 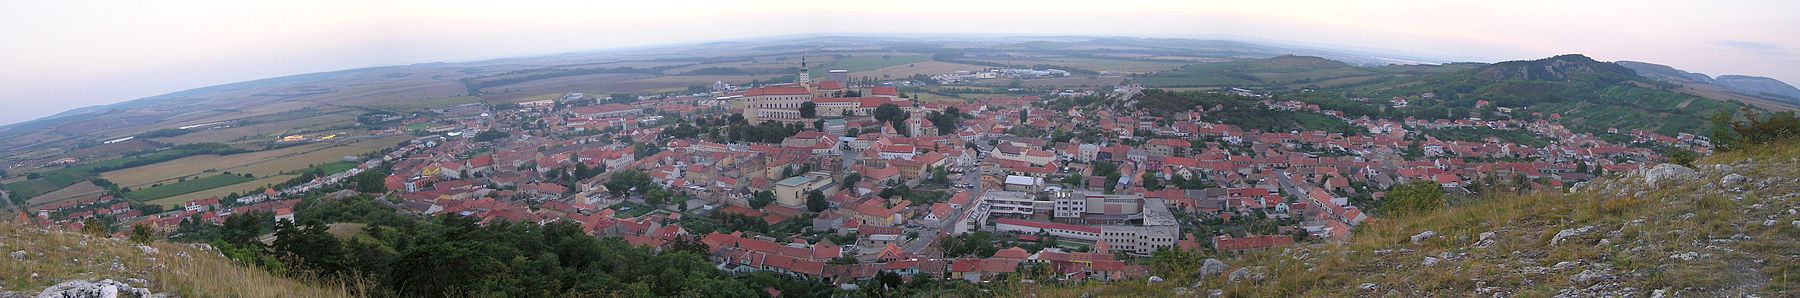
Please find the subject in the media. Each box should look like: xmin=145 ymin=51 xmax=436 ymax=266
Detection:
xmin=0 ymin=223 xmax=354 ymax=297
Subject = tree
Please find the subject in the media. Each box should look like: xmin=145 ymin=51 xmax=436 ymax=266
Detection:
xmin=82 ymin=218 xmax=109 ymax=236
xmin=129 ymin=224 xmax=156 ymax=244
xmin=1666 ymin=150 xmax=1697 ymax=168
xmin=1385 ymin=181 xmax=1446 ymax=217
xmin=750 ymin=190 xmax=776 ymax=209
xmin=606 ymin=170 xmax=653 ymax=197
xmin=799 ymin=102 xmax=817 ymax=118
xmin=929 ymin=167 xmax=950 ymax=186
xmin=272 ymin=221 xmax=349 ymax=277
xmin=351 ymin=168 xmax=389 ymax=193
xmin=841 ymin=173 xmax=863 ymax=190
xmin=813 ymin=119 xmax=825 ymax=131
xmin=220 ymin=211 xmax=275 ymax=246
xmin=1062 ymin=173 xmax=1084 ymax=187
xmin=805 ymin=190 xmax=829 ymax=213
xmin=1140 ymin=172 xmax=1163 ymax=191
xmin=1710 ymin=110 xmax=1742 ymax=151
xmin=473 ymin=130 xmax=510 ymax=142
xmin=873 ymin=103 xmax=908 ymax=130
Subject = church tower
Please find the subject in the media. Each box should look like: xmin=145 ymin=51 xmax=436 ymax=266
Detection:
xmin=798 ymin=55 xmax=813 ymax=88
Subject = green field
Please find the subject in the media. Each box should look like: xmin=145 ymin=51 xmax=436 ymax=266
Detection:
xmin=288 ymin=161 xmax=357 ymax=176
xmin=124 ymin=173 xmax=255 ymax=202
xmin=609 ymin=201 xmax=654 ymax=218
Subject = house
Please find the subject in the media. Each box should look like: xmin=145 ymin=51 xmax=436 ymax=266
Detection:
xmin=849 ymin=198 xmax=910 ymax=227
xmin=1143 ymin=139 xmax=1188 ymax=157
xmin=950 ymin=258 xmax=1021 ymax=282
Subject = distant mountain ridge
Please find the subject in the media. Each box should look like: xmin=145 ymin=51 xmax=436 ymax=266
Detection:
xmin=1715 ymin=75 xmax=1800 ymax=101
xmin=1617 ymin=60 xmax=1800 ymax=104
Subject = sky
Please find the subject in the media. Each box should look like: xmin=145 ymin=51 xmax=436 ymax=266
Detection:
xmin=2 ymin=0 xmax=1796 ymax=125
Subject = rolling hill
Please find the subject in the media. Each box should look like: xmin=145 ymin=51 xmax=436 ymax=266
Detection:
xmin=1617 ymin=60 xmax=1800 ymax=106
xmin=1137 ymin=53 xmax=1762 ymax=136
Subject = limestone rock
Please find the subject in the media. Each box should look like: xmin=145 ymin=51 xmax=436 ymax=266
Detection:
xmin=1643 ymin=164 xmax=1698 ymax=188
xmin=1721 ymin=173 xmax=1749 ymax=187
xmin=35 ymin=279 xmax=156 ymax=298
xmin=1200 ymin=258 xmax=1230 ymax=277
xmin=1228 ymin=267 xmax=1265 ymax=283
xmin=1551 ymin=226 xmax=1594 ymax=246
xmin=1410 ymin=231 xmax=1436 ymax=244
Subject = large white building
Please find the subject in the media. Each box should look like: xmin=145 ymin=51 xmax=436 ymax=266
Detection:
xmin=988 ymin=190 xmax=1180 ymax=256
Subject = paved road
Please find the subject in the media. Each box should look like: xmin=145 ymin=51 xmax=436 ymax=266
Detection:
xmin=1274 ymin=169 xmax=1308 ymax=201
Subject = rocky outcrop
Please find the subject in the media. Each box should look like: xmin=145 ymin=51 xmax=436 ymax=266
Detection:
xmin=33 ymin=279 xmax=162 ymax=298
xmin=1642 ymin=164 xmax=1698 ymax=188
xmin=1199 ymin=258 xmax=1230 ymax=277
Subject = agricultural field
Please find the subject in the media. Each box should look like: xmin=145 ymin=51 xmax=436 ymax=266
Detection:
xmin=5 ymin=143 xmax=249 ymax=203
xmin=1019 ymin=76 xmax=1127 ymax=88
xmin=292 ymin=161 xmax=358 ymax=176
xmin=22 ymin=181 xmax=103 ymax=206
xmin=97 ymin=135 xmax=407 ymax=206
xmin=809 ymin=55 xmax=928 ymax=76
xmin=481 ymin=93 xmax=564 ymax=105
xmin=100 ymin=142 xmax=333 ymax=188
xmin=848 ymin=61 xmax=988 ymax=81
xmin=146 ymin=174 xmax=294 ymax=207
xmin=123 ymin=173 xmax=255 ymax=202
xmin=356 ymin=96 xmax=482 ymax=112
xmin=967 ymin=57 xmax=1188 ymax=73
xmin=155 ymin=111 xmax=358 ymax=144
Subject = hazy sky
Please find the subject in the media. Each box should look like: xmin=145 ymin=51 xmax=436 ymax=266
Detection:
xmin=2 ymin=0 xmax=1796 ymax=125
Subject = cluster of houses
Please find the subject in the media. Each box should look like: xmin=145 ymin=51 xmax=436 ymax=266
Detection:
xmin=10 ymin=56 xmax=1702 ymax=287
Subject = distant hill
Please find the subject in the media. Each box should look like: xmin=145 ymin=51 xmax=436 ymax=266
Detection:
xmin=1131 ymin=53 xmax=1751 ymax=136
xmin=1617 ymin=61 xmax=1800 ymax=105
xmin=1251 ymin=55 xmax=1352 ymax=69
xmin=1615 ymin=61 xmax=1716 ymax=85
xmin=1473 ymin=54 xmax=1636 ymax=83
xmin=1716 ymin=75 xmax=1800 ymax=102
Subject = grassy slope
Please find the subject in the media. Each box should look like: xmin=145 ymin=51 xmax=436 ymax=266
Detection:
xmin=1039 ymin=144 xmax=1799 ymax=297
xmin=0 ymin=223 xmax=352 ymax=297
